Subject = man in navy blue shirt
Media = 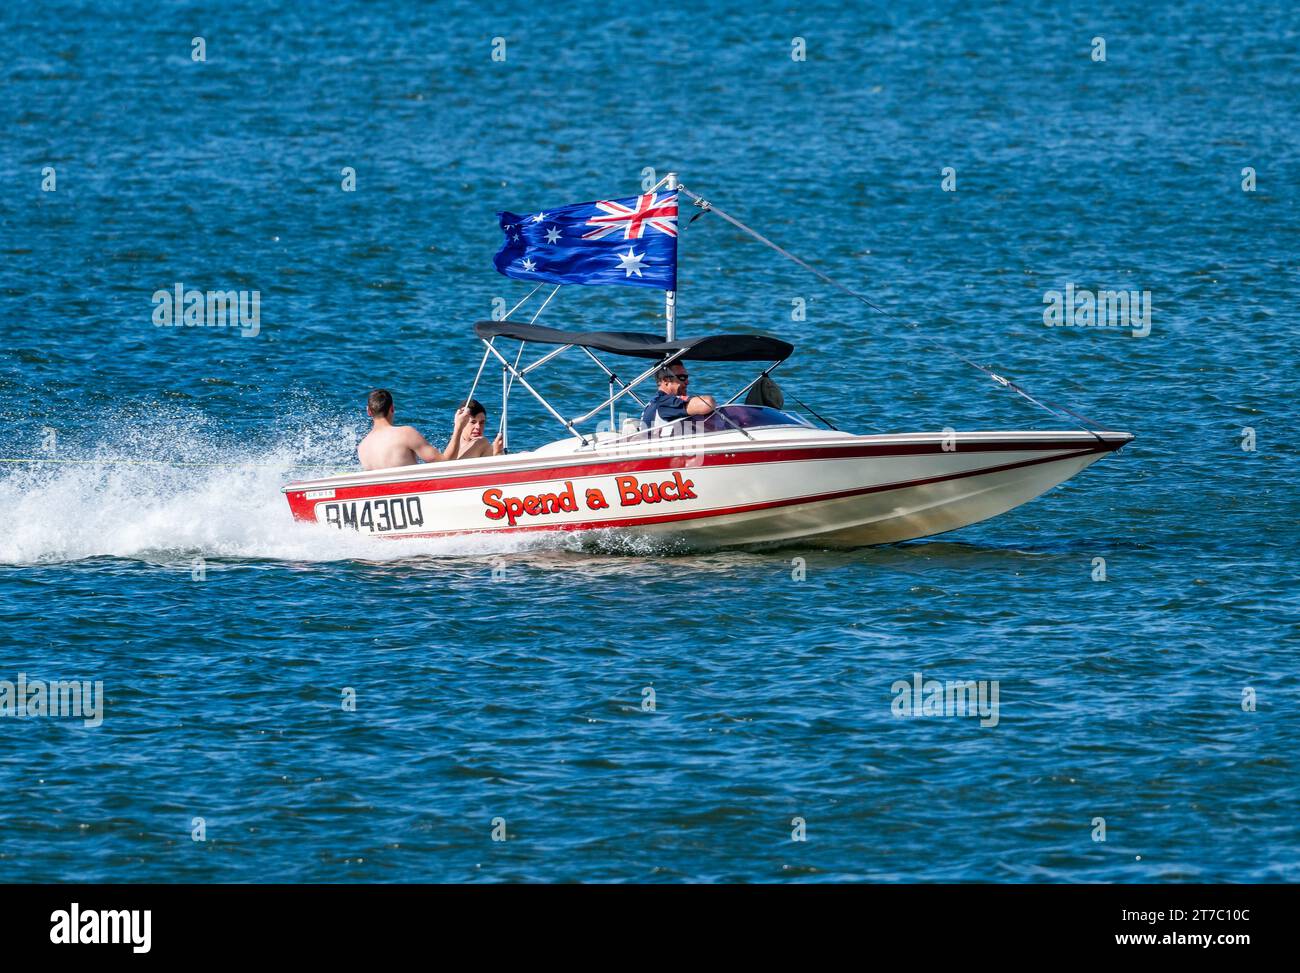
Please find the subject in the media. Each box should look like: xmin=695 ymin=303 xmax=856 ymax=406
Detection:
xmin=640 ymin=364 xmax=717 ymax=429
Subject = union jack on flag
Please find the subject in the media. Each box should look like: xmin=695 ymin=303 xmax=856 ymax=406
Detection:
xmin=581 ymin=192 xmax=679 ymax=240
xmin=493 ymin=190 xmax=678 ymax=291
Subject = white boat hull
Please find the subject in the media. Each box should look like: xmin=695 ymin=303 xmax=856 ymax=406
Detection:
xmin=283 ymin=428 xmax=1132 ymax=549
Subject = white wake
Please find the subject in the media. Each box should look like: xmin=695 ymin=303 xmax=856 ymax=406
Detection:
xmin=0 ymin=418 xmax=559 ymax=565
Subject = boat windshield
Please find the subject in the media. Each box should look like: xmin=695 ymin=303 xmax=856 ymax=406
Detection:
xmin=602 ymin=405 xmax=815 ymax=442
xmin=693 ymin=405 xmax=814 ymax=432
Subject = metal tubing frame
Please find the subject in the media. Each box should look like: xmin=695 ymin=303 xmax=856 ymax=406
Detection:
xmin=463 ymin=281 xmax=542 ymax=409
xmin=721 ymin=360 xmax=785 ymax=406
xmin=501 ymin=365 xmax=509 ymax=452
xmin=528 ymin=285 xmax=562 ymax=324
xmin=479 ymin=256 xmax=786 ymax=446
xmin=505 ymin=341 xmax=527 ymax=398
xmin=503 ymin=283 xmax=544 ymax=321
xmin=465 ymin=340 xmax=494 ymax=405
xmin=569 ymin=348 xmax=689 ymax=425
xmin=521 ymin=343 xmax=573 ymax=375
xmin=485 ymin=339 xmax=789 ymax=447
xmin=664 ymin=172 xmax=678 ymax=341
xmin=580 ymin=346 xmax=646 ymax=407
xmin=482 ymin=338 xmax=589 ymax=445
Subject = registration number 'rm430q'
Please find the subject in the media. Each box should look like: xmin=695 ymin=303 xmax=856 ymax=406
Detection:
xmin=321 ymin=497 xmax=425 ymax=533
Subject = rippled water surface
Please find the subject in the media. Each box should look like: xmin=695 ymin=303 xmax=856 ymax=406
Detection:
xmin=0 ymin=1 xmax=1296 ymax=882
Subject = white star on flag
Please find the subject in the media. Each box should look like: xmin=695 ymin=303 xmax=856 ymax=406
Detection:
xmin=531 ymin=212 xmax=548 ymax=223
xmin=545 ymin=226 xmax=561 ymax=244
xmin=615 ymin=247 xmax=646 ymax=278
xmin=521 ymin=258 xmax=537 ymax=272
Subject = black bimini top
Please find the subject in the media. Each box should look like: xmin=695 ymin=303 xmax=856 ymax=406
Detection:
xmin=473 ymin=321 xmax=793 ymax=363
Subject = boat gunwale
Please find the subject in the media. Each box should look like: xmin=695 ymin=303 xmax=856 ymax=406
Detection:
xmin=282 ymin=428 xmax=1132 ymax=495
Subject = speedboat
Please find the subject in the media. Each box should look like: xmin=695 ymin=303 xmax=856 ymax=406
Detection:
xmin=282 ymin=176 xmax=1131 ymax=548
xmin=282 ymin=322 xmax=1130 ymax=548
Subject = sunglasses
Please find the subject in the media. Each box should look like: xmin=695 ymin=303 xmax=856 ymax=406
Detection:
xmin=667 ymin=373 xmax=689 ymax=381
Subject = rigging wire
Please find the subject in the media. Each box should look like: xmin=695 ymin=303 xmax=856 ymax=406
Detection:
xmin=676 ymin=184 xmax=1106 ymax=441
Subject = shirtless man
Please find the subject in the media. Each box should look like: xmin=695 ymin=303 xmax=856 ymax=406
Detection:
xmin=442 ymin=398 xmax=505 ymax=461
xmin=357 ymin=389 xmax=467 ymax=471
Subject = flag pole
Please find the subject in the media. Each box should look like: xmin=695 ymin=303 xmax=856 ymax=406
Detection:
xmin=665 ymin=171 xmax=678 ymax=341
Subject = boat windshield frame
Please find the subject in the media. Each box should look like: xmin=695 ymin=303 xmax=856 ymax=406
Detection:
xmin=592 ymin=404 xmax=816 ymax=449
xmin=472 ymin=327 xmax=792 ymax=449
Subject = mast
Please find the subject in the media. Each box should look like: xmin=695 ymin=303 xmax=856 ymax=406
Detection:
xmin=664 ymin=171 xmax=678 ymax=340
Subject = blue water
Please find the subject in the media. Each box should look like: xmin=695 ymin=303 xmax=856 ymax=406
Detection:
xmin=1 ymin=1 xmax=1296 ymax=882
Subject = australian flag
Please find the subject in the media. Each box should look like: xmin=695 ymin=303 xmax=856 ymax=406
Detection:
xmin=494 ymin=191 xmax=678 ymax=291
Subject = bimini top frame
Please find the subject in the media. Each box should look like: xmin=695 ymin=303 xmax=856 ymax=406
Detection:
xmin=466 ymin=320 xmax=793 ymax=448
xmin=473 ymin=321 xmax=793 ymax=363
